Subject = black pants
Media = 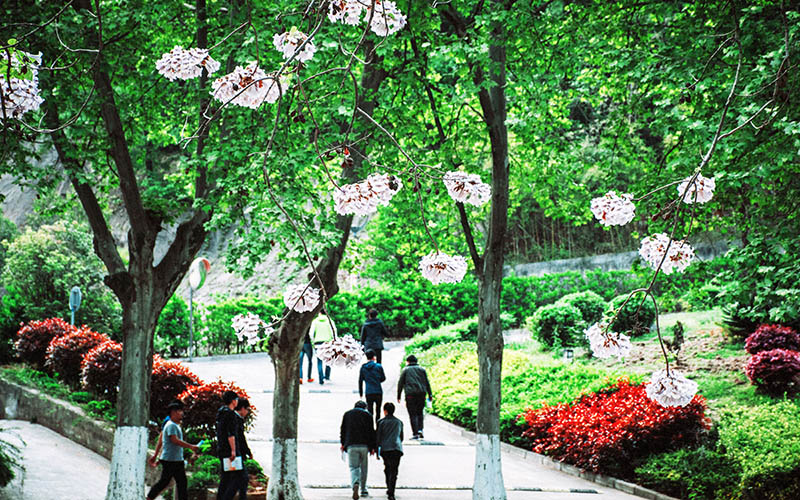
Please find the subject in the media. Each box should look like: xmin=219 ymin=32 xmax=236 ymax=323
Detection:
xmin=405 ymin=394 xmax=425 ymax=436
xmin=219 ymin=464 xmax=248 ymax=500
xmin=147 ymin=460 xmax=187 ymax=500
xmin=381 ymin=450 xmax=403 ymax=496
xmin=366 ymin=393 xmax=382 ymax=424
xmin=374 ymin=349 xmax=382 ymax=364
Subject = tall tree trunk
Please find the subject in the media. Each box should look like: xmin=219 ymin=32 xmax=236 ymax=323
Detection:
xmin=472 ymin=8 xmax=509 ymax=500
xmin=267 ymin=40 xmax=386 ymax=499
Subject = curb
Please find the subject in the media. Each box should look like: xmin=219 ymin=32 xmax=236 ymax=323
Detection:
xmin=429 ymin=414 xmax=677 ymax=500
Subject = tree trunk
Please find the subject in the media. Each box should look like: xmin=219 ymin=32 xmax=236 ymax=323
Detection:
xmin=472 ymin=7 xmax=510 ymax=500
xmin=106 ymin=289 xmax=162 ymax=499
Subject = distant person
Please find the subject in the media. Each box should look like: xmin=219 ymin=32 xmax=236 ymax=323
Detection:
xmin=310 ymin=312 xmax=336 ymax=384
xmin=216 ymin=390 xmax=245 ymax=500
xmin=299 ymin=330 xmax=314 ymax=384
xmin=340 ymin=400 xmax=376 ymax=499
xmin=360 ymin=309 xmax=389 ymax=364
xmin=359 ymin=349 xmax=386 ymax=424
xmin=376 ymin=402 xmax=404 ymax=500
xmin=146 ymin=401 xmax=199 ymax=500
xmin=234 ymin=398 xmax=253 ymax=499
xmin=397 ymin=354 xmax=433 ymax=440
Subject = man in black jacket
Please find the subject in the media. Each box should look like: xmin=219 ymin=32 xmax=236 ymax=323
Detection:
xmin=234 ymin=398 xmax=253 ymax=499
xmin=340 ymin=400 xmax=376 ymax=499
xmin=397 ymin=354 xmax=434 ymax=439
xmin=360 ymin=309 xmax=389 ymax=364
xmin=359 ymin=350 xmax=386 ymax=425
xmin=216 ymin=390 xmax=244 ymax=500
xmin=376 ymin=402 xmax=403 ymax=500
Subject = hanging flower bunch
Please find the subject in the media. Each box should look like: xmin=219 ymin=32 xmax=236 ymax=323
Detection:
xmin=210 ymin=63 xmax=284 ymax=109
xmin=442 ymin=171 xmax=491 ymax=206
xmin=231 ymin=313 xmax=273 ymax=346
xmin=419 ymin=252 xmax=468 ymax=285
xmin=315 ymin=335 xmax=364 ymax=367
xmin=645 ymin=369 xmax=699 ymax=407
xmin=283 ymin=284 xmax=320 ymax=313
xmin=0 ymin=49 xmax=43 ymax=119
xmin=585 ymin=322 xmax=632 ymax=359
xmin=639 ymin=233 xmax=695 ymax=275
xmin=155 ymin=46 xmax=220 ymax=81
xmin=328 ymin=0 xmax=407 ymax=36
xmin=678 ymin=174 xmax=716 ymax=204
xmin=333 ymin=173 xmax=402 ymax=215
xmin=273 ymin=27 xmax=317 ymax=63
xmin=590 ymin=191 xmax=635 ymax=226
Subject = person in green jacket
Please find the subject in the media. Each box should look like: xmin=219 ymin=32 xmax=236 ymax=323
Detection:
xmin=310 ymin=312 xmax=337 ymax=385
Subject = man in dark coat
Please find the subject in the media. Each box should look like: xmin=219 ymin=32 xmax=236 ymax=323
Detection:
xmin=216 ymin=390 xmax=245 ymax=500
xmin=376 ymin=402 xmax=404 ymax=500
xmin=359 ymin=349 xmax=386 ymax=424
xmin=360 ymin=309 xmax=389 ymax=364
xmin=397 ymin=354 xmax=434 ymax=439
xmin=340 ymin=400 xmax=376 ymax=499
xmin=234 ymin=398 xmax=253 ymax=499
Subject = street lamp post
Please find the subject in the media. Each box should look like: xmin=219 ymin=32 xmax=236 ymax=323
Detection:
xmin=69 ymin=286 xmax=82 ymax=326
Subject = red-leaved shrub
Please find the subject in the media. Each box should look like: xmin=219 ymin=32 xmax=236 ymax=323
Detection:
xmin=14 ymin=318 xmax=76 ymax=369
xmin=150 ymin=359 xmax=203 ymax=421
xmin=81 ymin=340 xmax=123 ymax=400
xmin=520 ymin=378 xmax=709 ymax=477
xmin=745 ymin=348 xmax=800 ymax=395
xmin=45 ymin=328 xmax=110 ymax=386
xmin=745 ymin=324 xmax=800 ymax=355
xmin=179 ymin=380 xmax=255 ymax=438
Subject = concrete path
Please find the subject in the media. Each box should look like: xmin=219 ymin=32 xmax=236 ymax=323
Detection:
xmin=183 ymin=342 xmax=638 ymax=499
xmin=0 ymin=420 xmax=109 ymax=500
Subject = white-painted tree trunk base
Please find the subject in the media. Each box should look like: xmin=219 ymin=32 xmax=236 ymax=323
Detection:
xmin=105 ymin=426 xmax=147 ymax=500
xmin=268 ymin=437 xmax=303 ymax=500
xmin=473 ymin=433 xmax=506 ymax=500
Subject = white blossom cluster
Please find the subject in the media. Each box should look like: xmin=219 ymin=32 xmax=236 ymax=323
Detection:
xmin=639 ymin=233 xmax=695 ymax=275
xmin=315 ymin=335 xmax=364 ymax=367
xmin=231 ymin=313 xmax=273 ymax=346
xmin=328 ymin=0 xmax=407 ymax=36
xmin=590 ymin=191 xmax=636 ymax=226
xmin=272 ymin=27 xmax=317 ymax=63
xmin=210 ymin=64 xmax=284 ymax=109
xmin=419 ymin=252 xmax=468 ymax=285
xmin=155 ymin=46 xmax=220 ymax=81
xmin=645 ymin=369 xmax=698 ymax=407
xmin=333 ymin=173 xmax=402 ymax=215
xmin=678 ymin=174 xmax=716 ymax=204
xmin=283 ymin=284 xmax=320 ymax=313
xmin=585 ymin=322 xmax=632 ymax=359
xmin=0 ymin=50 xmax=43 ymax=119
xmin=442 ymin=171 xmax=491 ymax=206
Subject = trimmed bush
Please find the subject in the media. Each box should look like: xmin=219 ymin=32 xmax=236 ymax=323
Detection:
xmin=404 ymin=316 xmax=479 ymax=355
xmin=745 ymin=348 xmax=800 ymax=396
xmin=745 ymin=324 xmax=800 ymax=355
xmin=44 ymin=328 xmax=109 ymax=386
xmin=80 ymin=340 xmax=122 ymax=400
xmin=154 ymin=294 xmax=195 ymax=358
xmin=179 ymin=380 xmax=255 ymax=438
xmin=525 ymin=302 xmax=585 ymax=349
xmin=719 ymin=401 xmax=800 ymax=499
xmin=520 ymin=379 xmax=710 ymax=478
xmin=557 ymin=291 xmax=605 ymax=325
xmin=605 ymin=294 xmax=656 ymax=336
xmin=201 ymin=295 xmax=283 ymax=354
xmin=634 ymin=446 xmax=740 ymax=500
xmin=14 ymin=318 xmax=75 ymax=369
xmin=150 ymin=359 xmax=203 ymax=421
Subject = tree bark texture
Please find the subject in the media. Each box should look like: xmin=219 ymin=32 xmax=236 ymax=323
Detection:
xmin=267 ymin=41 xmax=386 ymax=500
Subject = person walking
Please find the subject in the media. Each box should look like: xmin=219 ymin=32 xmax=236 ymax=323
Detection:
xmin=234 ymin=398 xmax=253 ymax=499
xmin=359 ymin=349 xmax=386 ymax=425
xmin=146 ymin=401 xmax=199 ymax=500
xmin=310 ymin=312 xmax=336 ymax=384
xmin=360 ymin=309 xmax=389 ymax=364
xmin=340 ymin=400 xmax=376 ymax=499
xmin=298 ymin=330 xmax=314 ymax=384
xmin=397 ymin=354 xmax=433 ymax=440
xmin=376 ymin=402 xmax=404 ymax=500
xmin=216 ymin=390 xmax=245 ymax=500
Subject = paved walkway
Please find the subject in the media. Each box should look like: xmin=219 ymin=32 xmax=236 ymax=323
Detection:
xmin=0 ymin=341 xmax=641 ymax=499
